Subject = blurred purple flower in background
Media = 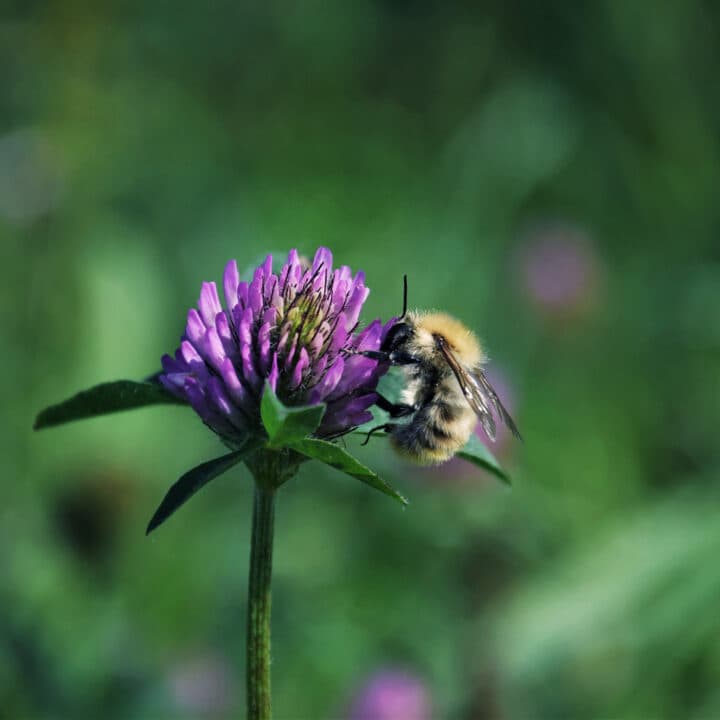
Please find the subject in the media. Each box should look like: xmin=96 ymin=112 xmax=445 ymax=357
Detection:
xmin=348 ymin=669 xmax=431 ymax=720
xmin=160 ymin=247 xmax=391 ymax=445
xmin=168 ymin=652 xmax=233 ymax=717
xmin=517 ymin=220 xmax=603 ymax=320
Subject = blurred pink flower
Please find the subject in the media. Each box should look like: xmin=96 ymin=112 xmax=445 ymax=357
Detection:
xmin=349 ymin=669 xmax=431 ymax=720
xmin=168 ymin=652 xmax=233 ymax=716
xmin=517 ymin=221 xmax=603 ymax=320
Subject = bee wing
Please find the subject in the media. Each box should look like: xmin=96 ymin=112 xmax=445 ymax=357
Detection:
xmin=435 ymin=335 xmax=522 ymax=442
xmin=434 ymin=335 xmax=497 ymax=440
xmin=473 ymin=367 xmax=523 ymax=441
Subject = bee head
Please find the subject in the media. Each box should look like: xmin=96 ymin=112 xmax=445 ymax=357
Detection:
xmin=380 ymin=320 xmax=413 ymax=353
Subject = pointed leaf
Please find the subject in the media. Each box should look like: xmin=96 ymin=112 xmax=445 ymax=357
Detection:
xmin=146 ymin=439 xmax=263 ymax=534
xmin=34 ymin=380 xmax=186 ymax=430
xmin=457 ymin=433 xmax=511 ymax=485
xmin=289 ymin=437 xmax=408 ymax=506
xmin=260 ymin=382 xmax=326 ymax=448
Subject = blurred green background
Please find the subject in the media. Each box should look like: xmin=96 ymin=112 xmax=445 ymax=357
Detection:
xmin=5 ymin=2 xmax=720 ymax=718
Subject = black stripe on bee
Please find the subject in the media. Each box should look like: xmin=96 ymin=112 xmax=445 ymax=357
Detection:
xmin=426 ymin=421 xmax=454 ymax=441
xmin=436 ymin=403 xmax=462 ymax=423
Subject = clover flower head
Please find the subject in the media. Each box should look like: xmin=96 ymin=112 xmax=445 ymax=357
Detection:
xmin=159 ymin=248 xmax=390 ymax=445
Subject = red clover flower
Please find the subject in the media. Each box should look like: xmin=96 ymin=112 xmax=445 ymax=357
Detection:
xmin=159 ymin=247 xmax=391 ymax=444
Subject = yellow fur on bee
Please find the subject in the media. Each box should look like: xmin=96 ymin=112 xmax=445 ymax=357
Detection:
xmin=410 ymin=311 xmax=484 ymax=366
xmin=390 ymin=436 xmax=458 ymax=465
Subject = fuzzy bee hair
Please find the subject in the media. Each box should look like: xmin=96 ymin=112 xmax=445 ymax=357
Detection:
xmin=366 ymin=310 xmax=520 ymax=464
xmin=403 ymin=311 xmax=485 ymax=367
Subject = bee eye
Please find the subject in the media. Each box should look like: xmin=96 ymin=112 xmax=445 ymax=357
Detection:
xmin=381 ymin=322 xmax=411 ymax=352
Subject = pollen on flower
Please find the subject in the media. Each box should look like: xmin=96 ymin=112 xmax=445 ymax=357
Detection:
xmin=159 ymin=248 xmax=392 ymax=445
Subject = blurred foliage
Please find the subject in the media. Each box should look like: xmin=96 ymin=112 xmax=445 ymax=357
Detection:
xmin=4 ymin=1 xmax=720 ymax=718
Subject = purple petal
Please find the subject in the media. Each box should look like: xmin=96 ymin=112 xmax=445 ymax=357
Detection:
xmin=207 ymin=376 xmax=233 ymax=415
xmin=331 ymin=273 xmax=351 ymax=310
xmin=311 ymin=266 xmax=328 ymax=295
xmin=215 ymin=311 xmax=235 ymax=358
xmin=159 ymin=373 xmax=187 ymax=398
xmin=248 ymin=272 xmax=263 ymax=314
xmin=207 ymin=377 xmax=245 ymax=430
xmin=237 ymin=281 xmax=249 ymax=310
xmin=277 ymin=327 xmax=290 ymax=356
xmin=238 ymin=307 xmax=254 ymax=348
xmin=267 ymin=352 xmax=279 ymax=392
xmin=161 ymin=353 xmax=182 ymax=374
xmin=353 ymin=318 xmax=384 ymax=351
xmin=290 ymin=347 xmax=310 ymax=389
xmin=278 ymin=250 xmax=294 ymax=290
xmin=328 ymin=355 xmax=377 ymax=400
xmin=186 ymin=308 xmax=205 ymax=346
xmin=319 ymin=393 xmax=377 ymax=436
xmin=179 ymin=340 xmax=209 ymax=379
xmin=180 ymin=339 xmax=203 ymax=366
xmin=309 ymin=356 xmax=344 ymax=403
xmin=297 ymin=266 xmax=314 ymax=294
xmin=240 ymin=342 xmax=257 ymax=387
xmin=223 ymin=259 xmax=240 ymax=310
xmin=256 ymin=321 xmax=272 ymax=373
xmin=280 ymin=249 xmax=303 ymax=296
xmin=220 ymin=358 xmax=249 ymax=407
xmin=328 ymin=323 xmax=349 ymax=354
xmin=264 ymin=274 xmax=277 ymax=305
xmin=198 ymin=282 xmax=222 ymax=327
xmin=284 ymin=334 xmax=298 ymax=367
xmin=309 ymin=322 xmax=331 ymax=355
xmin=262 ymin=307 xmax=277 ymax=327
xmin=184 ymin=377 xmax=213 ymax=423
xmin=269 ymin=277 xmax=283 ymax=312
xmin=343 ymin=273 xmax=369 ymax=330
xmin=201 ymin=327 xmax=227 ymax=373
xmin=260 ymin=254 xmax=273 ymax=289
xmin=311 ymin=355 xmax=328 ymax=383
xmin=311 ymin=247 xmax=333 ymax=276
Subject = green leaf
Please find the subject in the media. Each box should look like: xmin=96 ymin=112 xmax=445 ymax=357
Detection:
xmin=457 ymin=433 xmax=511 ymax=485
xmin=146 ymin=439 xmax=263 ymax=534
xmin=289 ymin=437 xmax=408 ymax=506
xmin=34 ymin=380 xmax=187 ymax=430
xmin=260 ymin=382 xmax=326 ymax=448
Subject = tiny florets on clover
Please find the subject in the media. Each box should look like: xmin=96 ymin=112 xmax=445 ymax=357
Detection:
xmin=159 ymin=248 xmax=392 ymax=445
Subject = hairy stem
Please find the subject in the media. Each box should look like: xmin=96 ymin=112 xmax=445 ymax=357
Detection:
xmin=246 ymin=481 xmax=275 ymax=720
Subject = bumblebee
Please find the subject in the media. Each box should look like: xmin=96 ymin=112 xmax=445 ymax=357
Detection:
xmin=361 ymin=277 xmax=521 ymax=464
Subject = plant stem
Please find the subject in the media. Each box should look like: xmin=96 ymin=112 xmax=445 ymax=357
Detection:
xmin=246 ymin=480 xmax=275 ymax=720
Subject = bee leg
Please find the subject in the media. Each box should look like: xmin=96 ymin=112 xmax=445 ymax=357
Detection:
xmin=360 ymin=423 xmax=394 ymax=446
xmin=374 ymin=393 xmax=417 ymax=418
xmin=389 ymin=350 xmax=420 ymax=365
xmin=357 ymin=350 xmax=390 ymax=361
xmin=356 ymin=350 xmax=420 ymax=366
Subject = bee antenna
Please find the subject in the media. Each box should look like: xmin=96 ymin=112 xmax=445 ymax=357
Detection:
xmin=399 ymin=274 xmax=408 ymax=321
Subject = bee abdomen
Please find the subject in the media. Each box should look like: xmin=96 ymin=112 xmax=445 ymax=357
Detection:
xmin=390 ymin=401 xmax=474 ymax=464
